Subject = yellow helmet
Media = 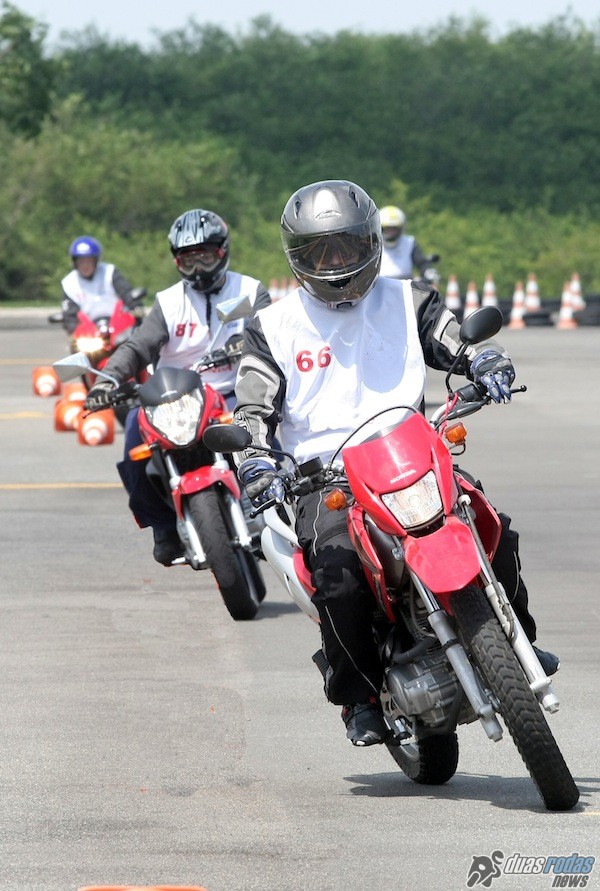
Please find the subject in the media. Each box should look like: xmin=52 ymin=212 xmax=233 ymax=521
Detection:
xmin=379 ymin=206 xmax=406 ymax=246
xmin=379 ymin=205 xmax=406 ymax=229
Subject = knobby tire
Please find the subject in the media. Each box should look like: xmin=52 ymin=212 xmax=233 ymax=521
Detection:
xmin=451 ymin=585 xmax=579 ymax=811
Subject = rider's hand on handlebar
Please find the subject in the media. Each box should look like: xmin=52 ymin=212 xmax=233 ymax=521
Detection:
xmin=238 ymin=457 xmax=285 ymax=508
xmin=470 ymin=350 xmax=516 ymax=404
xmin=83 ymin=380 xmax=114 ymax=411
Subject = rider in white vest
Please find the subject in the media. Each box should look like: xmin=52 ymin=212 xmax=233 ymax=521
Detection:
xmin=84 ymin=208 xmax=271 ymax=565
xmin=234 ymin=180 xmax=559 ymax=747
xmin=60 ymin=236 xmax=143 ymax=334
xmin=379 ymin=205 xmax=440 ymax=285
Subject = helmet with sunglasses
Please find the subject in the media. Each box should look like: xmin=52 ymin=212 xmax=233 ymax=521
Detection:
xmin=280 ymin=180 xmax=382 ymax=309
xmin=168 ymin=208 xmax=230 ymax=291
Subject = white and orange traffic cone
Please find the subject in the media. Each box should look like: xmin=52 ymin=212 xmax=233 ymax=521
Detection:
xmin=54 ymin=398 xmax=84 ymax=432
xmin=482 ymin=274 xmax=498 ymax=307
xmin=557 ymin=281 xmax=577 ymax=330
xmin=525 ymin=273 xmax=541 ymax=313
xmin=32 ymin=366 xmax=61 ymax=397
xmin=77 ymin=409 xmax=115 ymax=446
xmin=508 ymin=281 xmax=526 ymax=329
xmin=444 ymin=274 xmax=461 ymax=314
xmin=569 ymin=272 xmax=586 ymax=312
xmin=463 ymin=281 xmax=479 ymax=318
xmin=63 ymin=381 xmax=87 ymax=402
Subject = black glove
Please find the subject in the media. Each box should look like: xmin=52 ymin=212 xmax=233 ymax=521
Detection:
xmin=84 ymin=380 xmax=114 ymax=411
xmin=471 ymin=350 xmax=516 ymax=403
xmin=224 ymin=334 xmax=244 ymax=357
xmin=238 ymin=457 xmax=285 ymax=508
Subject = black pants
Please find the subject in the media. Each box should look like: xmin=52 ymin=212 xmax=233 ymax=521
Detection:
xmin=296 ymin=485 xmax=537 ymax=707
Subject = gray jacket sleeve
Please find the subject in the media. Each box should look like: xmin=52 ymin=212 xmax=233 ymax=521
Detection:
xmin=233 ymin=313 xmax=286 ymax=462
xmin=101 ymin=300 xmax=169 ymax=382
xmin=412 ymin=281 xmax=508 ymax=374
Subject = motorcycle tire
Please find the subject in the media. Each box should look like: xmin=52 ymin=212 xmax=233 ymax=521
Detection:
xmin=385 ymin=732 xmax=459 ymax=785
xmin=451 ymin=585 xmax=579 ymax=811
xmin=188 ymin=486 xmax=265 ymax=621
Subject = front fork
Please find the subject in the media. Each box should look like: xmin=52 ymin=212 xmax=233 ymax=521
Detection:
xmin=163 ymin=451 xmax=253 ymax=570
xmin=456 ymin=493 xmax=560 ymax=714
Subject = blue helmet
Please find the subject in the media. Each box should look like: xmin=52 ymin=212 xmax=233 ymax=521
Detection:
xmin=69 ymin=236 xmax=102 ymax=260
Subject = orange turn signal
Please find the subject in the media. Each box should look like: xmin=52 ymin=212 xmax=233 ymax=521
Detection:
xmin=129 ymin=443 xmax=154 ymax=461
xmin=444 ymin=422 xmax=467 ymax=445
xmin=218 ymin=411 xmax=234 ymax=424
xmin=324 ymin=488 xmax=348 ymax=511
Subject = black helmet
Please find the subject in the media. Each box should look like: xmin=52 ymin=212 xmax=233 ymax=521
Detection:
xmin=280 ymin=180 xmax=382 ymax=309
xmin=168 ymin=208 xmax=230 ymax=291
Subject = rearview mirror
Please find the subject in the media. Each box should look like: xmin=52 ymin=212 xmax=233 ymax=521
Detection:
xmin=203 ymin=423 xmax=251 ymax=453
xmin=53 ymin=352 xmax=119 ymax=386
xmin=459 ymin=306 xmax=503 ymax=345
xmin=216 ymin=294 xmax=253 ymax=324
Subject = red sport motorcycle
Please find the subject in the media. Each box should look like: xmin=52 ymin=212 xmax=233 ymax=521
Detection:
xmin=203 ymin=306 xmax=579 ymax=811
xmin=49 ymin=289 xmax=148 ymax=423
xmin=53 ymin=295 xmax=266 ymax=622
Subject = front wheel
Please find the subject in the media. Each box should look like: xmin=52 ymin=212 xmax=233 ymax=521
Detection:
xmin=188 ymin=486 xmax=265 ymax=620
xmin=451 ymin=585 xmax=579 ymax=811
xmin=385 ymin=732 xmax=459 ymax=785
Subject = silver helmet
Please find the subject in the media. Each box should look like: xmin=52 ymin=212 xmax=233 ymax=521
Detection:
xmin=168 ymin=208 xmax=230 ymax=291
xmin=280 ymin=180 xmax=382 ymax=309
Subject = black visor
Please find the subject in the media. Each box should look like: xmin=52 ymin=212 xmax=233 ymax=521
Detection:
xmin=283 ymin=218 xmax=381 ymax=279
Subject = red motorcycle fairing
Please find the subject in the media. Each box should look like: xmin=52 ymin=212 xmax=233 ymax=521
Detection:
xmin=174 ymin=465 xmax=240 ymax=502
xmin=348 ymin=505 xmax=397 ymax=621
xmin=343 ymin=411 xmax=458 ymax=534
xmin=136 ymin=382 xmax=228 ymax=452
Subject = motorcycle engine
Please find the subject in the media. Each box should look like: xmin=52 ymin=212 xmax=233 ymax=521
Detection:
xmin=385 ymin=655 xmax=463 ymax=729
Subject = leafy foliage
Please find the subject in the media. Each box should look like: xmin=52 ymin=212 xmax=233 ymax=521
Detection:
xmin=2 ymin=11 xmax=600 ymax=301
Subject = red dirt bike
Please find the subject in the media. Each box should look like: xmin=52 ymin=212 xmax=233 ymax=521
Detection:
xmin=49 ymin=289 xmax=147 ymax=424
xmin=203 ymin=306 xmax=579 ymax=811
xmin=53 ymin=296 xmax=266 ymax=622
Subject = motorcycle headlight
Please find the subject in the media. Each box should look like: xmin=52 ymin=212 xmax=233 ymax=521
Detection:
xmin=381 ymin=470 xmax=443 ymax=530
xmin=145 ymin=388 xmax=203 ymax=446
xmin=76 ymin=336 xmax=105 ymax=353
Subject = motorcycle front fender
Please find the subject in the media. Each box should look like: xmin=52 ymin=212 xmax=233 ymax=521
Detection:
xmin=404 ymin=515 xmax=480 ymax=598
xmin=178 ymin=466 xmax=241 ymax=499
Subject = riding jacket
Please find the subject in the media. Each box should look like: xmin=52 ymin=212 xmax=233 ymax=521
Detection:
xmin=233 ymin=278 xmax=508 ymax=465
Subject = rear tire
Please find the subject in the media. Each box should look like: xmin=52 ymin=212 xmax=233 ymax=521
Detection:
xmin=188 ymin=487 xmax=264 ymax=620
xmin=451 ymin=585 xmax=579 ymax=811
xmin=385 ymin=732 xmax=459 ymax=785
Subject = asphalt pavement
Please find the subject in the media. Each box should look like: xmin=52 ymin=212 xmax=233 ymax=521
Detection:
xmin=0 ymin=313 xmax=599 ymax=891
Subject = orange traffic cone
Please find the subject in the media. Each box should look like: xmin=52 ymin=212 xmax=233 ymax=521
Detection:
xmin=569 ymin=272 xmax=585 ymax=312
xmin=557 ymin=281 xmax=577 ymax=330
xmin=444 ymin=274 xmax=461 ymax=314
xmin=32 ymin=366 xmax=61 ymax=397
xmin=482 ymin=274 xmax=498 ymax=307
xmin=463 ymin=281 xmax=479 ymax=318
xmin=525 ymin=273 xmax=541 ymax=313
xmin=63 ymin=381 xmax=87 ymax=402
xmin=54 ymin=398 xmax=84 ymax=432
xmin=508 ymin=281 xmax=526 ymax=329
xmin=78 ymin=409 xmax=115 ymax=446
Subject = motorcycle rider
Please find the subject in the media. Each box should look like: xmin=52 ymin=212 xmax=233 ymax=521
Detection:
xmin=378 ymin=205 xmax=439 ymax=284
xmin=61 ymin=236 xmax=145 ymax=335
xmin=84 ymin=208 xmax=271 ymax=565
xmin=233 ymin=179 xmax=559 ymax=747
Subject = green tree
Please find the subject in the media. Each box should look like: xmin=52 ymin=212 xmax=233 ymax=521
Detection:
xmin=0 ymin=2 xmax=56 ymax=136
